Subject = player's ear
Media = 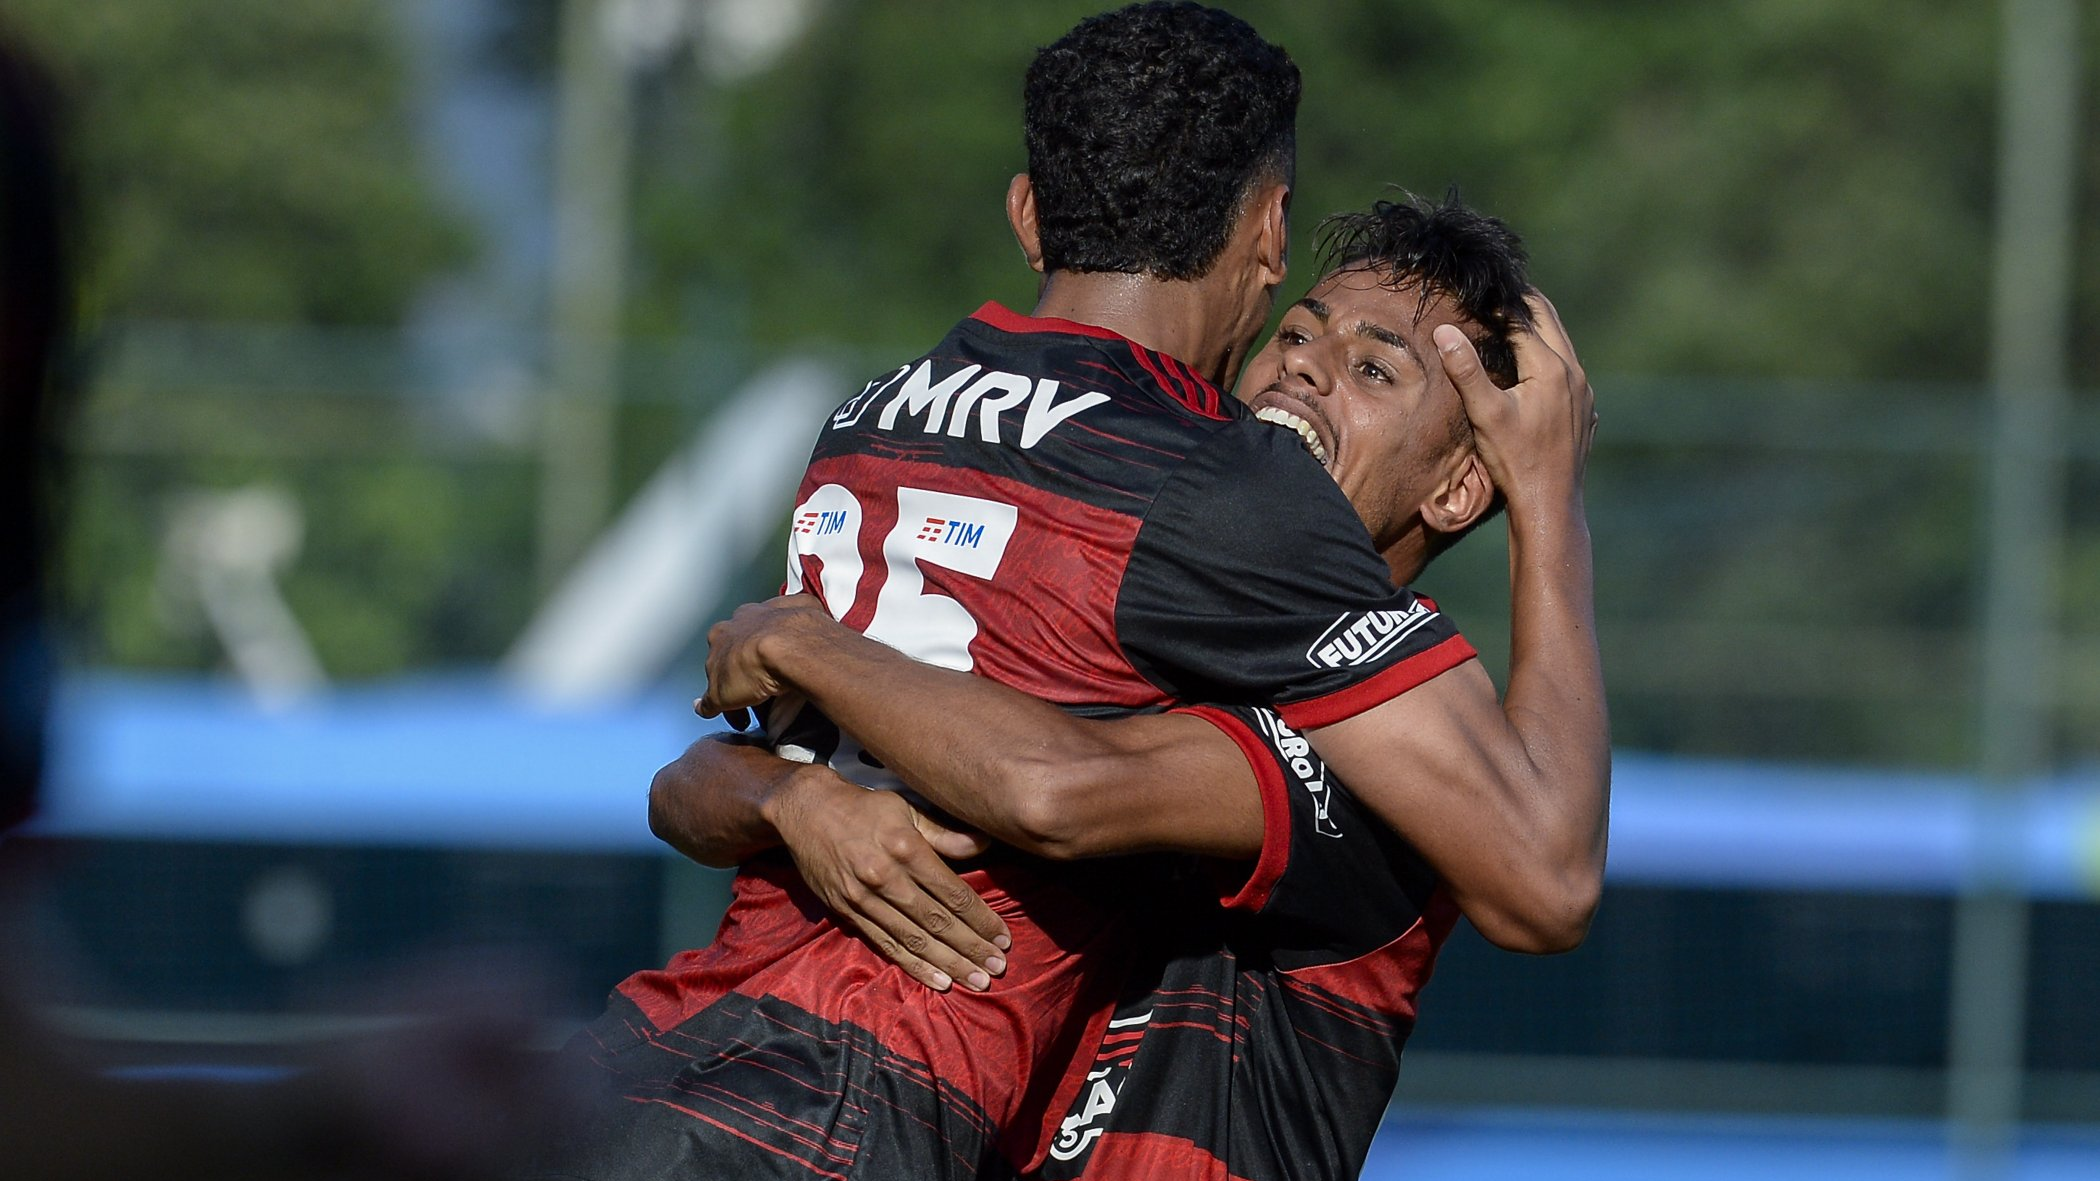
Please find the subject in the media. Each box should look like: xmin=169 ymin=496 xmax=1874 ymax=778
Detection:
xmin=1006 ymin=173 xmax=1046 ymax=274
xmin=1252 ymin=180 xmax=1290 ymax=288
xmin=1422 ymin=449 xmax=1494 ymax=536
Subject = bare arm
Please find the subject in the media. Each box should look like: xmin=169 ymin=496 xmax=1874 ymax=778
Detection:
xmin=702 ymin=623 xmax=1263 ymax=862
xmin=1307 ymin=295 xmax=1608 ymax=954
xmin=648 ymin=733 xmax=816 ymax=869
xmin=647 ymin=733 xmax=1014 ymax=991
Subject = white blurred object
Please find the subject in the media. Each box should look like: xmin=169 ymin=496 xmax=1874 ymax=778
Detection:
xmin=242 ymin=864 xmax=336 ymax=966
xmin=161 ymin=485 xmax=328 ymax=708
xmin=505 ymin=358 xmax=838 ymax=706
xmin=694 ymin=0 xmax=818 ymax=81
xmin=597 ymin=0 xmax=817 ymax=77
xmin=602 ymin=0 xmax=689 ymax=70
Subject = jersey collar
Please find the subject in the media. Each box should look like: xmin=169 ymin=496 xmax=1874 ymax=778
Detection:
xmin=971 ymin=301 xmax=1134 ymax=343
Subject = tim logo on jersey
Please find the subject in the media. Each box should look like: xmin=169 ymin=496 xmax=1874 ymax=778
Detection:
xmin=793 ymin=509 xmax=850 ymax=536
xmin=1306 ymin=601 xmax=1438 ymax=670
xmin=914 ymin=516 xmax=986 ymax=546
xmin=831 ymin=359 xmax=1107 ymax=449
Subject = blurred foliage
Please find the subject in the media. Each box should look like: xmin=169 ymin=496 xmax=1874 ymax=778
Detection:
xmin=6 ymin=1 xmax=508 ymax=677
xmin=630 ymin=0 xmax=2095 ymax=386
xmin=5 ymin=0 xmax=472 ymax=323
xmin=16 ymin=0 xmax=2100 ymax=769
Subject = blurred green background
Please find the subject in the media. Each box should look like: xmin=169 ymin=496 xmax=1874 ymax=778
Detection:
xmin=11 ymin=0 xmax=2096 ymax=770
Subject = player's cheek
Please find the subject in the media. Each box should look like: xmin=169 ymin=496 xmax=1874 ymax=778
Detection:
xmin=1238 ymin=351 xmax=1281 ymax=400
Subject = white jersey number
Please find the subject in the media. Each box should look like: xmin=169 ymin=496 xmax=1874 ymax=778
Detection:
xmin=781 ymin=483 xmax=1018 ymax=786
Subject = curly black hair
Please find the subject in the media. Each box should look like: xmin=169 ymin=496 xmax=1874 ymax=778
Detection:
xmin=1023 ymin=3 xmax=1299 ymax=281
xmin=1314 ymin=189 xmax=1533 ymax=388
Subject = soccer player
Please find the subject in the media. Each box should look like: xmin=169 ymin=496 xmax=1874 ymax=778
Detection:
xmin=676 ymin=191 xmax=1592 ymax=1180
xmin=526 ymin=7 xmax=1603 ymax=1180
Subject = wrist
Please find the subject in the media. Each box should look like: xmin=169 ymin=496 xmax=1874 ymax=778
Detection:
xmin=753 ymin=606 xmax=830 ymax=688
xmin=760 ymin=760 xmax=846 ymax=840
xmin=1504 ymin=483 xmax=1586 ymax=532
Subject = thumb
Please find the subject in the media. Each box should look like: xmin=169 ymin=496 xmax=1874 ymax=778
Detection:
xmin=1433 ymin=324 xmax=1498 ymax=410
xmin=913 ymin=811 xmax=992 ymax=861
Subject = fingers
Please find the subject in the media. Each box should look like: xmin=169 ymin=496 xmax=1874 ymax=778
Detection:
xmin=909 ymin=817 xmax=1010 ymax=949
xmin=912 ymin=810 xmax=995 ymax=862
xmin=1517 ymin=291 xmax=1590 ymax=416
xmin=872 ymin=830 xmax=1010 ymax=974
xmin=692 ymin=693 xmax=750 ymax=731
xmin=1522 ymin=290 xmax=1584 ymax=375
xmin=844 ymin=876 xmax=1004 ymax=993
xmin=1503 ymin=316 xmax=1574 ymax=395
xmin=835 ymin=897 xmax=965 ymax=993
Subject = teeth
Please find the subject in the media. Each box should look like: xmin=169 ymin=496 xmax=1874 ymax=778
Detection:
xmin=1255 ymin=406 xmax=1328 ymax=462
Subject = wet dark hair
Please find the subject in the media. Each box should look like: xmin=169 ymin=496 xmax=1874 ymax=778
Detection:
xmin=1314 ymin=188 xmax=1532 ymax=388
xmin=1023 ymin=2 xmax=1299 ymax=280
xmin=1315 ymin=189 xmax=1534 ymax=558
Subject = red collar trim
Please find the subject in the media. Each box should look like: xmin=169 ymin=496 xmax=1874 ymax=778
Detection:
xmin=970 ymin=301 xmax=1133 ymax=343
xmin=969 ymin=301 xmax=1226 ymax=417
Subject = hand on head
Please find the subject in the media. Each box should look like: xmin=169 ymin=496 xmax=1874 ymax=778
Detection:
xmin=1433 ymin=290 xmax=1596 ymax=512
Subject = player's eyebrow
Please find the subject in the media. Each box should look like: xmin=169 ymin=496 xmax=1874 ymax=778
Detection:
xmin=1352 ymin=321 xmax=1412 ymax=353
xmin=1350 ymin=320 xmax=1427 ymax=375
xmin=1294 ymin=297 xmax=1331 ymax=321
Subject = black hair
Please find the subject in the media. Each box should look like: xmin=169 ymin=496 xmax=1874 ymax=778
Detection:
xmin=1314 ymin=189 xmax=1534 ymax=558
xmin=1313 ymin=188 xmax=1532 ymax=388
xmin=1023 ymin=2 xmax=1299 ymax=280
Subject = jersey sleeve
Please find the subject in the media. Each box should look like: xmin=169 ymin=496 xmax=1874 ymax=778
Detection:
xmin=1115 ymin=423 xmax=1476 ymax=728
xmin=1174 ymin=703 xmax=1441 ymax=969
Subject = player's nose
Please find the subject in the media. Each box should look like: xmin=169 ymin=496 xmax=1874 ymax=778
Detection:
xmin=1282 ymin=337 xmax=1334 ymax=397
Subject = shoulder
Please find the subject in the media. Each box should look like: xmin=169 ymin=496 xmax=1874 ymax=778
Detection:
xmin=1153 ymin=416 xmax=1360 ymax=527
xmin=1132 ymin=419 xmax=1387 ymax=599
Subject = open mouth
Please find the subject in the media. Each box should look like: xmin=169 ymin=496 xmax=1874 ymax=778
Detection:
xmin=1252 ymin=400 xmax=1331 ymax=464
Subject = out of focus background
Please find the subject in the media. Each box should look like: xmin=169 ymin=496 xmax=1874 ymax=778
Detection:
xmin=4 ymin=1 xmax=2097 ymax=1177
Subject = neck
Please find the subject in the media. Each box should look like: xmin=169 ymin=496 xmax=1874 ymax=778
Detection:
xmin=1030 ymin=270 xmax=1257 ymax=390
xmin=1380 ymin=530 xmax=1430 ymax=589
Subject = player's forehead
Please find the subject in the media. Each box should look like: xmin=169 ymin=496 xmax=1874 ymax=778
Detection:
xmin=1290 ymin=266 xmax=1471 ymax=350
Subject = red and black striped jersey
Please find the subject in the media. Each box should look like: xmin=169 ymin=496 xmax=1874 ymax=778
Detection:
xmin=782 ymin=302 xmax=1475 ymax=726
xmin=607 ymin=305 xmax=1472 ymax=1179
xmin=1036 ymin=704 xmax=1456 ymax=1181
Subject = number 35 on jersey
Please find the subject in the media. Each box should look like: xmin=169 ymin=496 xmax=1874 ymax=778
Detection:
xmin=788 ymin=483 xmax=1018 ymax=673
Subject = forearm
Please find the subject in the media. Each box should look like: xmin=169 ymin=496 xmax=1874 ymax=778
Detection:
xmin=756 ymin=621 xmax=1082 ymax=843
xmin=648 ymin=734 xmax=817 ymax=868
xmin=1305 ymin=500 xmax=1607 ymax=952
xmin=1501 ymin=492 xmax=1611 ymax=885
xmin=756 ymin=618 xmax=1260 ymax=859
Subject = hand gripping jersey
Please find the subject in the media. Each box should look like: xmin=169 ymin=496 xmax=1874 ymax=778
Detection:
xmin=531 ymin=305 xmax=1474 ymax=1181
xmin=1037 ymin=706 xmax=1456 ymax=1181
